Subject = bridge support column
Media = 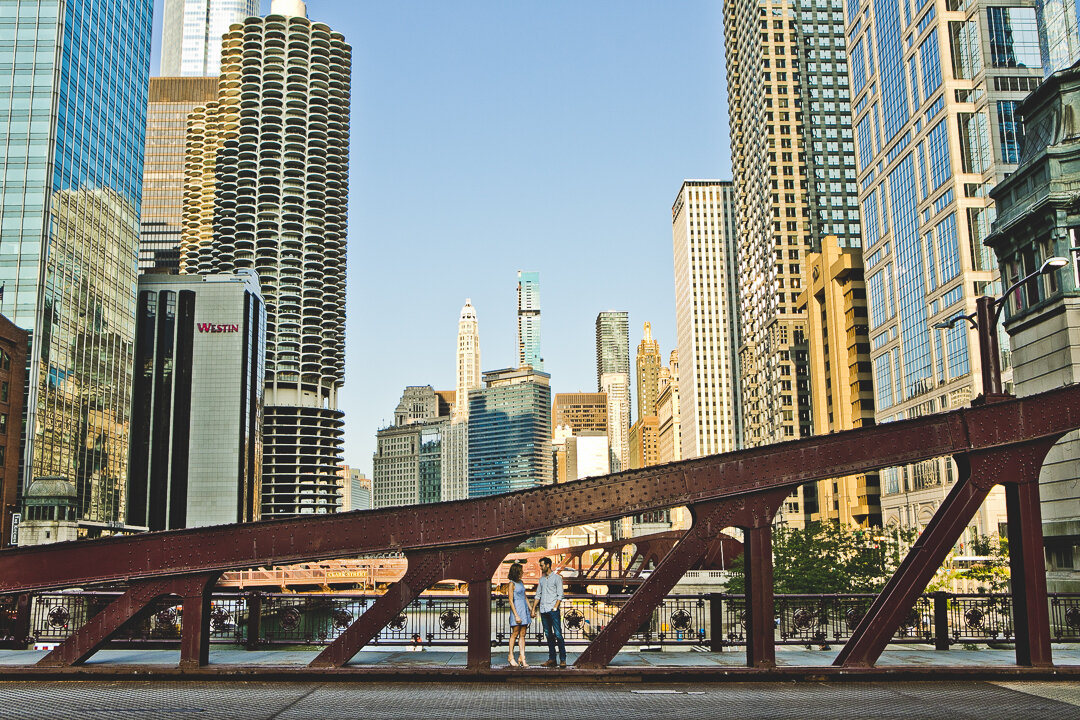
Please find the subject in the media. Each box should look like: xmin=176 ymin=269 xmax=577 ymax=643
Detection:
xmin=310 ymin=539 xmax=521 ymax=668
xmin=466 ymin=579 xmax=493 ymax=669
xmin=1007 ymin=477 xmax=1052 ymax=667
xmin=575 ymin=491 xmax=784 ymax=669
xmin=179 ymin=575 xmax=218 ymax=668
xmin=835 ymin=439 xmax=1061 ymax=668
xmin=744 ymin=524 xmax=776 ymax=668
xmin=37 ymin=572 xmax=221 ymax=668
xmin=11 ymin=593 xmax=31 ymax=650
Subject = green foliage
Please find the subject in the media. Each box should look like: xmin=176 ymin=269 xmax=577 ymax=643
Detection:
xmin=725 ymin=521 xmax=917 ymax=595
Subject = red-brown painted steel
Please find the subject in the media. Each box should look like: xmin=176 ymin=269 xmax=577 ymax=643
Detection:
xmin=3 ymin=385 xmax=1078 ymax=596
xmin=1007 ymin=473 xmax=1054 ymax=667
xmin=834 ymin=439 xmax=1061 ymax=668
xmin=574 ymin=491 xmax=785 ymax=669
xmin=744 ymin=525 xmax=776 ymax=668
xmin=573 ymin=500 xmax=734 ymax=668
xmin=309 ymin=540 xmax=520 ymax=668
xmin=38 ymin=572 xmax=220 ymax=668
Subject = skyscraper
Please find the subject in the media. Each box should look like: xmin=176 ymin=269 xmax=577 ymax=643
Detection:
xmin=127 ymin=271 xmax=265 ymax=530
xmin=160 ymin=0 xmax=261 ymax=76
xmin=671 ymin=181 xmax=742 ymax=458
xmin=443 ymin=299 xmax=481 ymax=501
xmin=629 ymin=322 xmax=663 ymax=470
xmin=0 ymin=0 xmax=153 ymax=527
xmin=635 ymin=322 xmax=662 ymax=421
xmin=724 ymin=0 xmax=862 ymax=525
xmin=551 ymin=393 xmax=608 ymax=434
xmin=1036 ymin=0 xmax=1080 ymax=74
xmin=798 ymin=235 xmax=880 ymax=527
xmin=517 ymin=271 xmax=543 ymax=370
xmin=596 ymin=311 xmax=630 ymax=472
xmin=849 ymin=0 xmax=1041 ymax=533
xmin=373 ymin=386 xmax=450 ymax=508
xmin=140 ymin=77 xmax=218 ymax=271
xmin=656 ymin=350 xmax=682 ymax=465
xmin=468 ymin=367 xmax=552 ymax=497
xmin=182 ymin=1 xmax=351 ymax=517
xmin=453 ymin=299 xmax=481 ymax=420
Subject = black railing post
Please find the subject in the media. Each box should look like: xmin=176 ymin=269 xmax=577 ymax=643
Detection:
xmin=934 ymin=591 xmax=950 ymax=651
xmin=709 ymin=593 xmax=724 ymax=652
xmin=245 ymin=592 xmax=261 ymax=650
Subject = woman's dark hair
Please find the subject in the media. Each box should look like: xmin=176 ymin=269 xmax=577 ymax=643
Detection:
xmin=508 ymin=562 xmax=523 ymax=582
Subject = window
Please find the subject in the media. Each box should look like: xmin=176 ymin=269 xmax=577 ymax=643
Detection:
xmin=997 ymin=101 xmax=1024 ymax=164
xmin=0 ymin=413 xmax=7 ymax=435
xmin=987 ymin=7 xmax=1042 ymax=68
xmin=1 ymin=382 xmax=7 ymax=403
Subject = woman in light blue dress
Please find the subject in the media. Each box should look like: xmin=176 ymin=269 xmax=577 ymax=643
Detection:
xmin=506 ymin=562 xmax=530 ymax=667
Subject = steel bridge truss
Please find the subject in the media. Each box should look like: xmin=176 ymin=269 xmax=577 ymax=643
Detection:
xmin=1 ymin=385 xmax=1078 ymax=672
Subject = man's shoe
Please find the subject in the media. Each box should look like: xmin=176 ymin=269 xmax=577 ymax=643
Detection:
xmin=541 ymin=659 xmax=557 ymax=668
xmin=559 ymin=662 xmax=567 ymax=668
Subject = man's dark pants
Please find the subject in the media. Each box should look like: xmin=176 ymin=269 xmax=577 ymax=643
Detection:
xmin=540 ymin=610 xmax=566 ymax=663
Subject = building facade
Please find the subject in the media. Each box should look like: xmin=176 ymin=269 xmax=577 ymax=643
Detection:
xmin=140 ymin=77 xmax=218 ymax=272
xmin=127 ymin=271 xmax=265 ymax=530
xmin=671 ymin=181 xmax=742 ymax=459
xmin=551 ymin=392 xmax=608 ymax=434
xmin=160 ymin=0 xmax=260 ymax=77
xmin=656 ymin=350 xmax=682 ymax=465
xmin=596 ymin=311 xmax=631 ymax=471
xmin=0 ymin=0 xmax=152 ymax=529
xmin=373 ymin=385 xmax=450 ymax=509
xmin=799 ymin=235 xmax=880 ymax=527
xmin=442 ymin=299 xmax=481 ymax=502
xmin=468 ymin=367 xmax=552 ymax=497
xmin=635 ymin=322 xmax=662 ymax=420
xmin=0 ymin=316 xmax=27 ymax=548
xmin=849 ymin=0 xmax=1041 ymax=534
xmin=1036 ymin=0 xmax=1080 ymax=73
xmin=517 ymin=271 xmax=543 ymax=370
xmin=182 ymin=3 xmax=351 ymax=517
xmin=985 ymin=63 xmax=1080 ymax=590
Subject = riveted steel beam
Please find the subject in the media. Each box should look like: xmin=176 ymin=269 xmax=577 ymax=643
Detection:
xmin=575 ymin=491 xmax=786 ymax=669
xmin=834 ymin=438 xmax=1061 ymax=668
xmin=37 ymin=572 xmax=220 ymax=668
xmin=310 ymin=540 xmax=521 ymax=669
xmin=1 ymin=385 xmax=1077 ymax=595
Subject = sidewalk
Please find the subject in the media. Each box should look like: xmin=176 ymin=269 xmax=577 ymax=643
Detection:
xmin=3 ymin=644 xmax=1080 ymax=670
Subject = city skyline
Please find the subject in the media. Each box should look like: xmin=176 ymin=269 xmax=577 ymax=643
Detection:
xmin=149 ymin=1 xmax=729 ymax=477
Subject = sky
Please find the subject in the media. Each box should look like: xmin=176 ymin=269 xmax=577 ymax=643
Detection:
xmin=151 ymin=1 xmax=732 ymax=476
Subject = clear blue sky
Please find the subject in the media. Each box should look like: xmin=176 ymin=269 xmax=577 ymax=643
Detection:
xmin=151 ymin=1 xmax=732 ymax=476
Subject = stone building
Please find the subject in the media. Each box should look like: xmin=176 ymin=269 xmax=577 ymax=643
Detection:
xmin=985 ymin=60 xmax=1080 ymax=591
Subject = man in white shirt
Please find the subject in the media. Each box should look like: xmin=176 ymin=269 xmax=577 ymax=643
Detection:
xmin=531 ymin=556 xmax=566 ymax=667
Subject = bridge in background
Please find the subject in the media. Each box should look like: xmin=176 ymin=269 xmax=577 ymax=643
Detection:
xmin=0 ymin=384 xmax=1078 ymax=676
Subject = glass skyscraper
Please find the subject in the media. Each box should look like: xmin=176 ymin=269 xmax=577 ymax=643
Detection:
xmin=0 ymin=0 xmax=152 ymax=527
xmin=849 ymin=0 xmax=1043 ymax=533
xmin=160 ymin=0 xmax=260 ymax=76
xmin=516 ymin=270 xmax=543 ymax=371
xmin=596 ymin=311 xmax=631 ymax=472
xmin=468 ymin=367 xmax=552 ymax=498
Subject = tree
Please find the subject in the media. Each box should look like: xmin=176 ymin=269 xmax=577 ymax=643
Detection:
xmin=725 ymin=521 xmax=916 ymax=594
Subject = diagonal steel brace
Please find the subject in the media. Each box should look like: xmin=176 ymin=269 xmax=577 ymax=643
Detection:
xmin=310 ymin=539 xmax=521 ymax=669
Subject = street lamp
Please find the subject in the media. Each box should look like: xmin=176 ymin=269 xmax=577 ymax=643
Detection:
xmin=934 ymin=256 xmax=1070 ymax=399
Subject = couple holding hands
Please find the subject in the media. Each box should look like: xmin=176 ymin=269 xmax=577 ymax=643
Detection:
xmin=506 ymin=556 xmax=566 ymax=668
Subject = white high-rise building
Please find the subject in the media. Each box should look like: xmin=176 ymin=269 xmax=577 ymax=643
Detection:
xmin=182 ymin=2 xmax=351 ymax=517
xmin=671 ymin=180 xmax=742 ymax=459
xmin=160 ymin=0 xmax=260 ymax=77
xmin=453 ymin=299 xmax=481 ymax=420
xmin=443 ymin=299 xmax=481 ymax=501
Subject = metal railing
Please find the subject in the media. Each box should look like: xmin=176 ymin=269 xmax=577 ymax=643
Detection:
xmin=7 ymin=590 xmax=1080 ymax=650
